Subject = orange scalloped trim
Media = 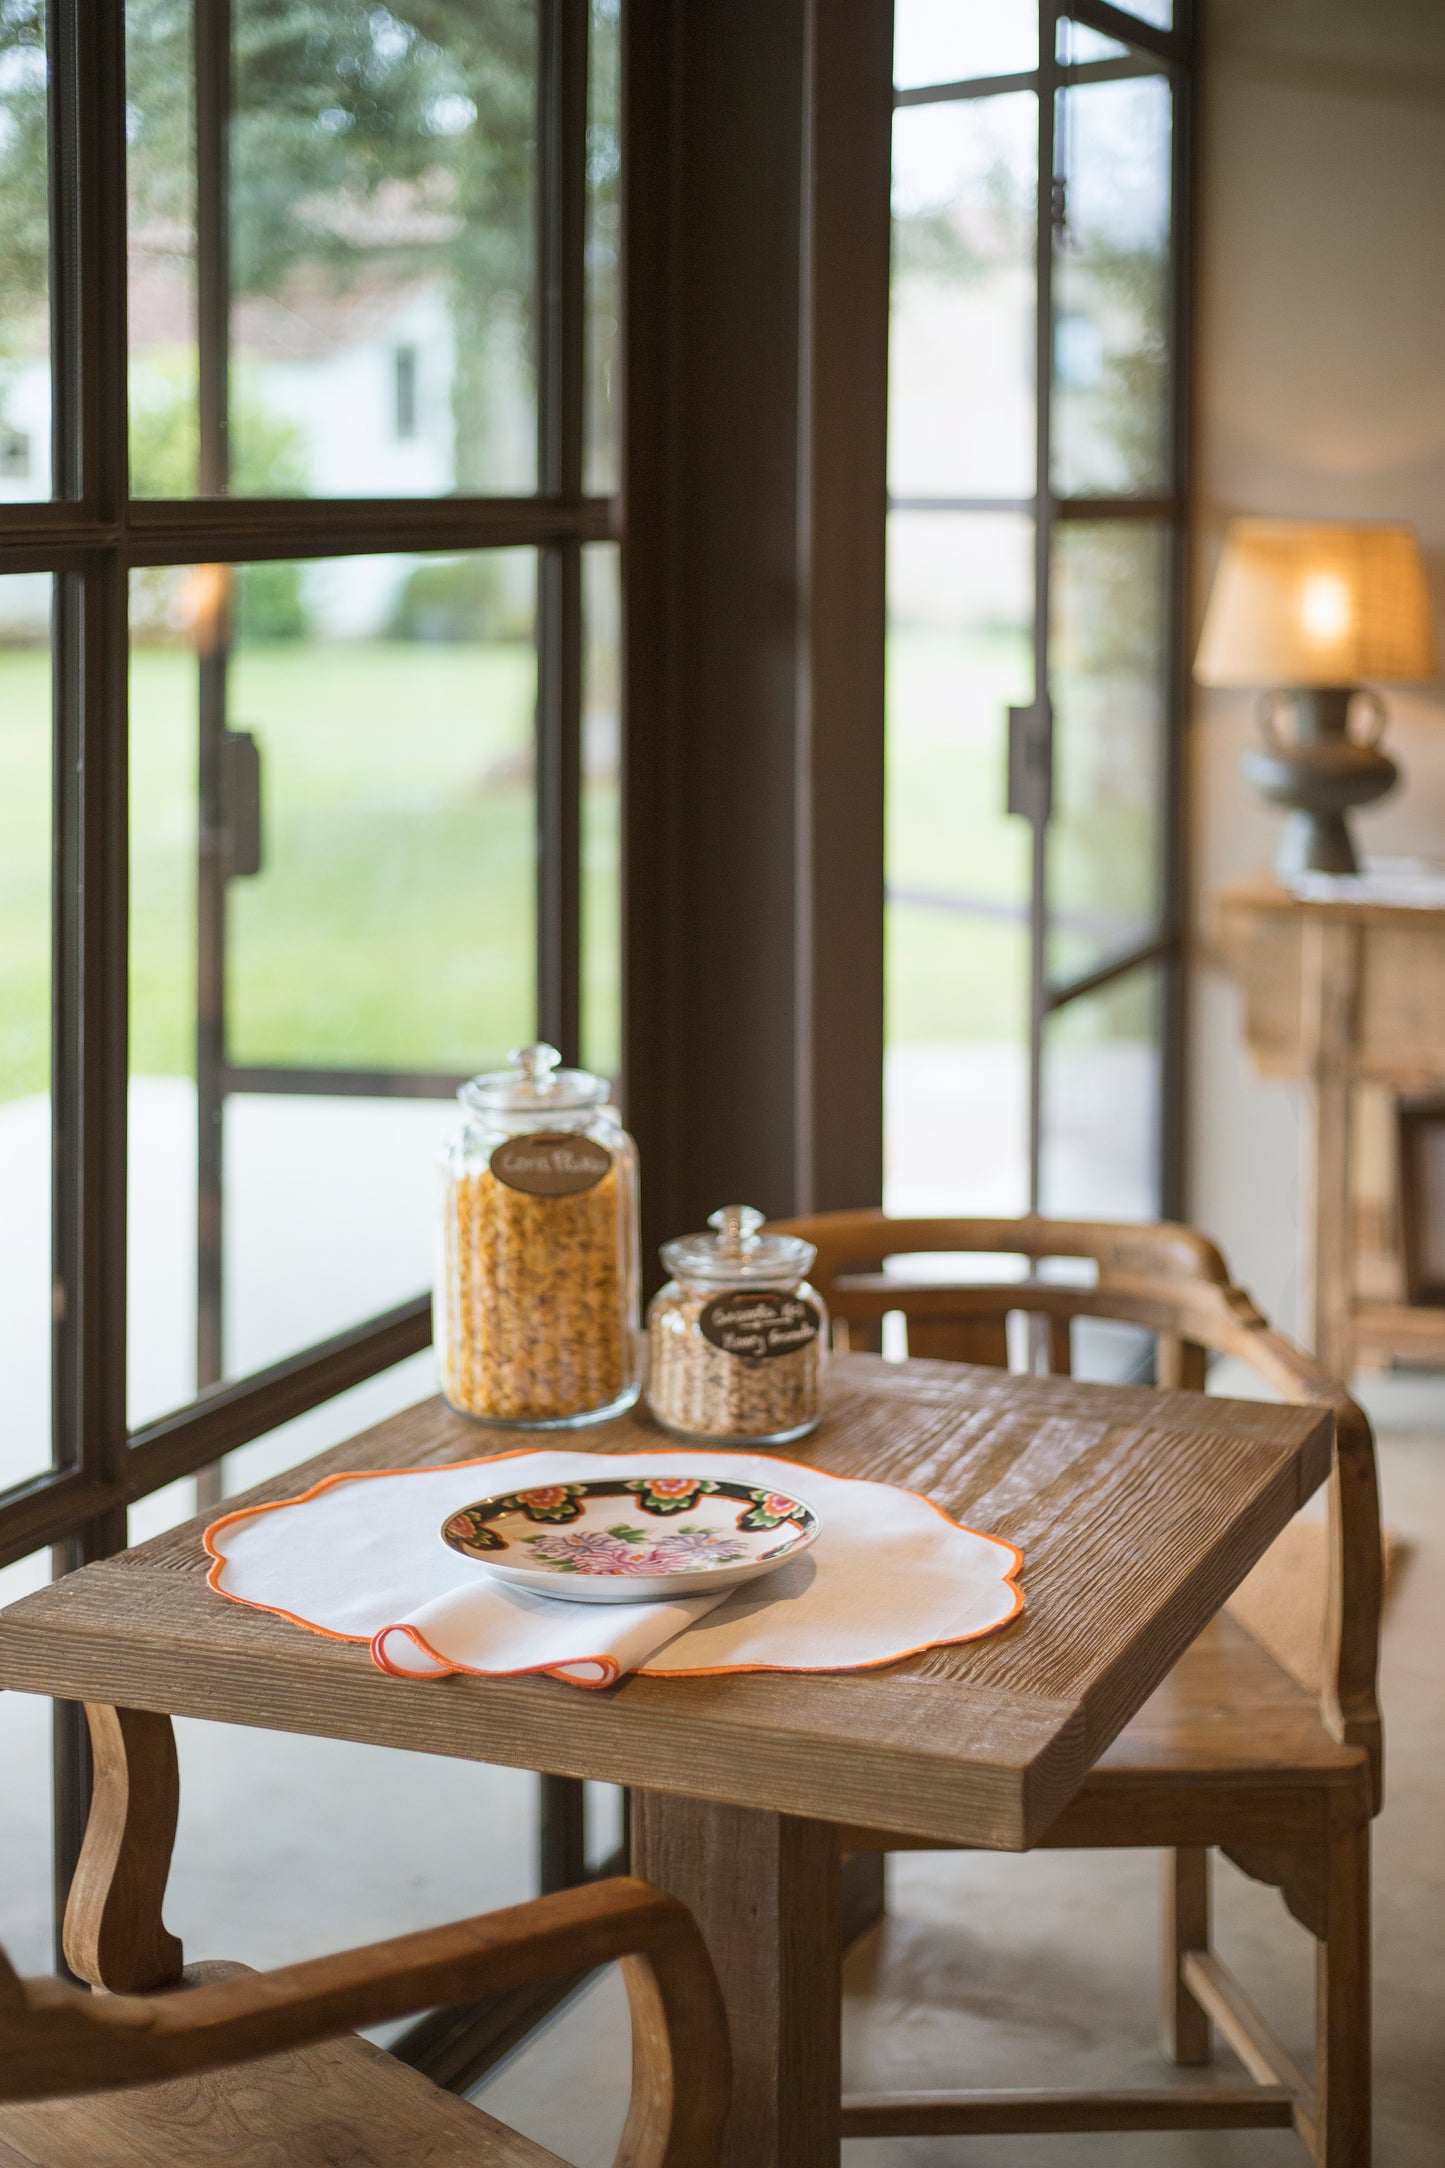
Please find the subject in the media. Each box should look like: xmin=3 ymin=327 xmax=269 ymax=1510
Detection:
xmin=204 ymin=1445 xmax=1025 ymax=1687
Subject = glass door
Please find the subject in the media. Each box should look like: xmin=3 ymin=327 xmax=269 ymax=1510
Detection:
xmin=886 ymin=0 xmax=1192 ymax=1229
xmin=0 ymin=0 xmax=618 ymax=1968
xmin=118 ymin=0 xmax=622 ymax=1471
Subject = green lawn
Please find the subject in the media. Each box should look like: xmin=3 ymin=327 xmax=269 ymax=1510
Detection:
xmin=0 ymin=639 xmax=619 ymax=1103
xmin=0 ymin=648 xmax=53 ymax=1101
xmin=886 ymin=624 xmax=1031 ymax=1045
xmin=0 ymin=622 xmax=1147 ymax=1108
xmin=885 ymin=621 xmax=1158 ymax=1041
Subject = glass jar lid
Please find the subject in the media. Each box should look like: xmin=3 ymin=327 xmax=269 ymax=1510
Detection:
xmin=459 ymin=1042 xmax=610 ymax=1116
xmin=661 ymin=1205 xmax=816 ymax=1287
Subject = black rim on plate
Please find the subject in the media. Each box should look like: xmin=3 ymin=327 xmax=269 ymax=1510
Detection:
xmin=441 ymin=1476 xmax=818 ymax=1562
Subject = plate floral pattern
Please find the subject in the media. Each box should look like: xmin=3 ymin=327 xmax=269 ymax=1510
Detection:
xmin=738 ymin=1489 xmax=809 ymax=1532
xmin=440 ymin=1473 xmax=820 ymax=1597
xmin=443 ymin=1478 xmax=815 ymax=1557
xmin=522 ymin=1524 xmax=749 ymax=1576
xmin=623 ymin=1476 xmax=719 ymax=1515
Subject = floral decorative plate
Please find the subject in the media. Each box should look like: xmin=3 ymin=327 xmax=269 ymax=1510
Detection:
xmin=439 ymin=1474 xmax=821 ymax=1605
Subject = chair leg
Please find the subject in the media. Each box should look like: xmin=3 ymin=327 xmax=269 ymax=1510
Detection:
xmin=1314 ymin=1824 xmax=1370 ymax=2166
xmin=63 ymin=1704 xmax=184 ymax=1992
xmin=1160 ymin=1847 xmax=1212 ymax=2065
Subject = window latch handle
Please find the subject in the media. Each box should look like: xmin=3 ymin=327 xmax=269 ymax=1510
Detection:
xmin=219 ymin=729 xmax=263 ymax=880
xmin=1006 ymin=698 xmax=1053 ymax=826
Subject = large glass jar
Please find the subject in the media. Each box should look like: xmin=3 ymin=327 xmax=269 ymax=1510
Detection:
xmin=436 ymin=1043 xmax=640 ymax=1427
xmin=645 ymin=1206 xmax=827 ymax=1445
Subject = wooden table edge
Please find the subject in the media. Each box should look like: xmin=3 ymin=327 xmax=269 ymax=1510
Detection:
xmin=0 ymin=1600 xmax=1089 ymax=1852
xmin=0 ymin=1369 xmax=1335 ymax=1857
xmin=1214 ymin=874 xmax=1445 ymax=927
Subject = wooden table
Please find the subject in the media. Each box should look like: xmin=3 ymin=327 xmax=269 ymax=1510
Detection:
xmin=1214 ymin=875 xmax=1445 ymax=1377
xmin=0 ymin=1355 xmax=1331 ymax=2167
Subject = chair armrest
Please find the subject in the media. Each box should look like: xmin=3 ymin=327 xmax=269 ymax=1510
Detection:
xmin=8 ymin=1876 xmax=730 ymax=2167
xmin=1235 ymin=1328 xmax=1384 ymax=1800
xmin=1183 ymin=1301 xmax=1385 ymax=1812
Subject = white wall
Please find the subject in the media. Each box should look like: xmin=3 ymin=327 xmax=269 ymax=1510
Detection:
xmin=1187 ymin=0 xmax=1445 ymax=1334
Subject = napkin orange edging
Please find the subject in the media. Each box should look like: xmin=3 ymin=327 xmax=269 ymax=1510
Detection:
xmin=203 ymin=1446 xmax=642 ymax=1689
xmin=370 ymin=1620 xmax=625 ymax=1688
xmin=203 ymin=1444 xmax=1025 ymax=1689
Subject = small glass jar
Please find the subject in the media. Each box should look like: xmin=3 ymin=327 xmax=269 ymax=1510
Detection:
xmin=436 ymin=1043 xmax=640 ymax=1428
xmin=645 ymin=1205 xmax=827 ymax=1445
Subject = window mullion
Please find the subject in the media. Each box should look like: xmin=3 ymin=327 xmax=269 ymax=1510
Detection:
xmin=1157 ymin=55 xmax=1196 ymax=1222
xmin=47 ymin=0 xmax=132 ymax=1960
xmin=48 ymin=1 xmax=130 ymax=1506
xmin=535 ymin=0 xmax=588 ymax=1064
xmin=532 ymin=0 xmax=591 ymax=1904
xmin=193 ymin=0 xmax=232 ymax=1436
xmin=1027 ymin=2 xmax=1059 ymax=1216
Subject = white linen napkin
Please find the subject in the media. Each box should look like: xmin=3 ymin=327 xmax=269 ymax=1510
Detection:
xmin=206 ymin=1446 xmax=1024 ymax=1690
xmin=374 ymin=1579 xmax=732 ymax=1686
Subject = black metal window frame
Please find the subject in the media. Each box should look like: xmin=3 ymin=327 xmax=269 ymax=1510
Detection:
xmin=890 ymin=0 xmax=1195 ymax=1218
xmin=0 ymin=0 xmax=607 ymax=1913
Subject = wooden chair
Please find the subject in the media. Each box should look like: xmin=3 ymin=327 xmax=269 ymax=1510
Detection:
xmin=773 ymin=1210 xmax=1383 ymax=2166
xmin=0 ymin=1870 xmax=729 ymax=2167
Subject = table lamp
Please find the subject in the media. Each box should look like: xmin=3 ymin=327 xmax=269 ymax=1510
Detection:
xmin=1194 ymin=518 xmax=1440 ymax=876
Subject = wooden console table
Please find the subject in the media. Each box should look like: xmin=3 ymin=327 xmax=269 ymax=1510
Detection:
xmin=1214 ymin=875 xmax=1445 ymax=1379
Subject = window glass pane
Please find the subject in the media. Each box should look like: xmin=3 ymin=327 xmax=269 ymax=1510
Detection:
xmin=1046 ymin=521 xmax=1168 ymax=985
xmin=1106 ymin=0 xmax=1172 ymax=27
xmin=160 ymin=1713 xmax=536 ymax=1974
xmin=127 ymin=0 xmax=198 ymax=496
xmin=584 ymin=0 xmax=620 ymax=496
xmin=128 ymin=606 xmax=198 ymax=1426
xmin=232 ymin=0 xmax=537 ymax=497
xmin=582 ymin=542 xmax=619 ymax=1081
xmin=0 ymin=1553 xmax=53 ymax=1972
xmin=885 ymin=512 xmax=1033 ymax=1216
xmin=226 ymin=553 xmax=537 ymax=1073
xmin=894 ymin=0 xmax=1037 ymax=89
xmin=0 ymin=2 xmax=51 ymax=501
xmin=1040 ymin=964 xmax=1161 ymax=1222
xmin=127 ymin=549 xmax=537 ymax=1424
xmin=0 ymin=580 xmax=52 ymax=1485
xmin=126 ymin=0 xmax=539 ymax=499
xmin=128 ymin=1348 xmax=436 ymax=1538
xmin=1059 ymin=21 xmax=1129 ymax=63
xmin=1052 ymin=73 xmax=1172 ymax=497
xmin=891 ymin=94 xmax=1036 ymax=500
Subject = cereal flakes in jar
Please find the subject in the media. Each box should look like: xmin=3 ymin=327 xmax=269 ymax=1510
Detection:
xmin=436 ymin=1043 xmax=640 ymax=1427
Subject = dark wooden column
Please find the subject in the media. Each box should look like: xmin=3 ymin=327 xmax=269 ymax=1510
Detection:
xmin=796 ymin=0 xmax=893 ymax=1220
xmin=621 ymin=0 xmax=893 ymax=1276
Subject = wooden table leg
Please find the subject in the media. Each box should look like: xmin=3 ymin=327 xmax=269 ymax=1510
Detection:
xmin=1300 ymin=916 xmax=1361 ymax=1380
xmin=62 ymin=1704 xmax=184 ymax=1992
xmin=631 ymin=1790 xmax=840 ymax=2168
xmin=538 ymin=1772 xmax=588 ymax=1892
xmin=841 ymin=1850 xmax=887 ymax=1948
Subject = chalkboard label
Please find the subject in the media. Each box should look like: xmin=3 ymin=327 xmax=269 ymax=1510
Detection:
xmin=490 ymin=1132 xmax=612 ymax=1197
xmin=699 ymin=1291 xmax=821 ymax=1360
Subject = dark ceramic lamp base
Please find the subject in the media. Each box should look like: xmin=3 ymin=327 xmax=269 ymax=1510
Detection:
xmin=1240 ymin=684 xmax=1397 ymax=879
xmin=1272 ymin=807 xmax=1365 ymax=880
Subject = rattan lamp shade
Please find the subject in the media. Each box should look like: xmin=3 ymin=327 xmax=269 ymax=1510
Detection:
xmin=1195 ymin=519 xmax=1440 ymax=688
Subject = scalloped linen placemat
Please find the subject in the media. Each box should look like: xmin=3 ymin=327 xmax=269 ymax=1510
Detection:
xmin=206 ymin=1447 xmax=1023 ymax=1691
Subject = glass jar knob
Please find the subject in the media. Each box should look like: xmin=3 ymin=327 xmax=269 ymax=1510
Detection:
xmin=511 ymin=1041 xmax=562 ymax=1091
xmin=708 ymin=1204 xmax=765 ymax=1259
